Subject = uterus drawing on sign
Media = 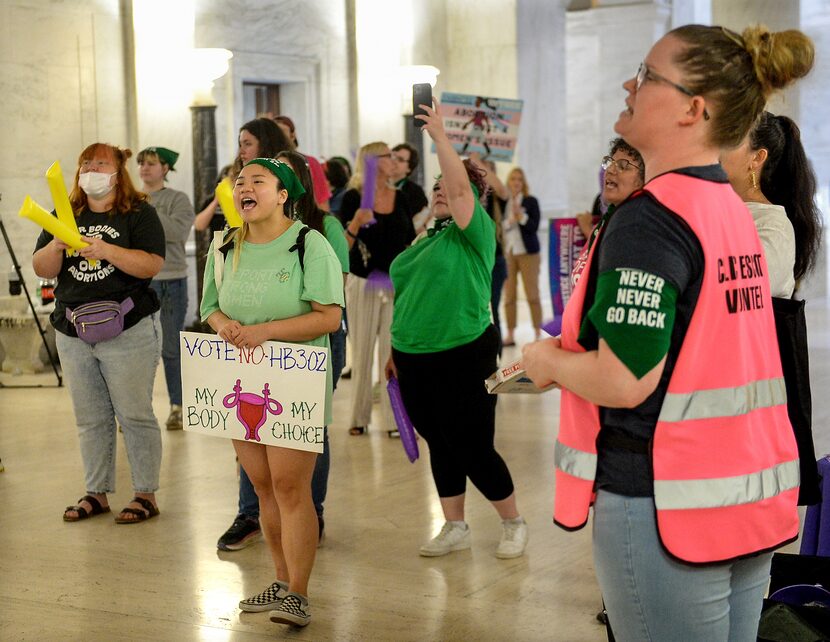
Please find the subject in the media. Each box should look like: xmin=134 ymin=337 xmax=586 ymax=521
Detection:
xmin=223 ymin=379 xmax=283 ymax=442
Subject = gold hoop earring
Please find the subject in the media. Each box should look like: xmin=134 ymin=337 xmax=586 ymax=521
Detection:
xmin=750 ymin=170 xmax=758 ymax=190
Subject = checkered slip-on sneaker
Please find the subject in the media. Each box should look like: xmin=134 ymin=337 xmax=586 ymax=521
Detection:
xmin=269 ymin=593 xmax=311 ymax=627
xmin=239 ymin=580 xmax=289 ymax=612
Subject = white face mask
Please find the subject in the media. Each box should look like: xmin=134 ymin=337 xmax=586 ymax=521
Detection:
xmin=79 ymin=171 xmax=116 ymax=199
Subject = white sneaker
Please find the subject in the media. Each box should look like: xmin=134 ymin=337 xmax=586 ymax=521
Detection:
xmin=496 ymin=518 xmax=528 ymax=559
xmin=419 ymin=521 xmax=471 ymax=557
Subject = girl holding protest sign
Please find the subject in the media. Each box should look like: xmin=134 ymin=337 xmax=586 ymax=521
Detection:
xmin=201 ymin=158 xmax=343 ymax=628
xmin=386 ymin=99 xmax=528 ymax=560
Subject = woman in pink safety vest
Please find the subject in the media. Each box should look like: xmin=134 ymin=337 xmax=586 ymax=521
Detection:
xmin=522 ymin=25 xmax=814 ymax=642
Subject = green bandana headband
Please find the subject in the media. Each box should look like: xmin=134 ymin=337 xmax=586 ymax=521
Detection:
xmin=245 ymin=158 xmax=306 ymax=200
xmin=143 ymin=146 xmax=179 ymax=170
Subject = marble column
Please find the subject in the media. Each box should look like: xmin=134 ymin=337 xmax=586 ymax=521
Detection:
xmin=191 ymin=105 xmax=218 ymax=324
xmin=516 ymin=0 xmax=568 ymax=215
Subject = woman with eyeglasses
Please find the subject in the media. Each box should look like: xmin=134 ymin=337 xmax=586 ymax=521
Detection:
xmin=501 ymin=167 xmax=541 ymax=346
xmin=341 ymin=142 xmax=415 ymax=437
xmin=575 ymin=139 xmax=645 ymax=261
xmin=522 ymin=24 xmax=813 ymax=641
xmin=386 ymin=98 xmax=528 ymax=559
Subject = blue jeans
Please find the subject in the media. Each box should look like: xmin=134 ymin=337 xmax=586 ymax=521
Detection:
xmin=592 ymin=490 xmax=772 ymax=642
xmin=56 ymin=314 xmax=162 ymax=493
xmin=150 ymin=278 xmax=188 ymax=406
xmin=238 ymin=324 xmax=347 ymax=520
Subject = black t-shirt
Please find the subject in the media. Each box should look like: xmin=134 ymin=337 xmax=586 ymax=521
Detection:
xmin=34 ymin=201 xmax=166 ymax=336
xmin=397 ymin=178 xmax=428 ymax=217
xmin=340 ymin=188 xmax=415 ymax=276
xmin=578 ymin=167 xmax=724 ymax=496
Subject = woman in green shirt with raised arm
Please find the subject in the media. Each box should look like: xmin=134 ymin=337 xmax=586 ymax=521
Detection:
xmin=386 ymin=100 xmax=528 ymax=560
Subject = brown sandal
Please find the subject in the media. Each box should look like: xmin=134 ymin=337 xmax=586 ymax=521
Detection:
xmin=63 ymin=495 xmax=110 ymax=522
xmin=114 ymin=497 xmax=160 ymax=524
xmin=349 ymin=426 xmax=366 ymax=436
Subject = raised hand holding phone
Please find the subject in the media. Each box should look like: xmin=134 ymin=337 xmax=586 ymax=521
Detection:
xmin=413 ymin=83 xmax=432 ymax=126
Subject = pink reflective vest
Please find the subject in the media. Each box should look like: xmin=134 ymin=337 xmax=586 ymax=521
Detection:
xmin=554 ymin=172 xmax=800 ymax=564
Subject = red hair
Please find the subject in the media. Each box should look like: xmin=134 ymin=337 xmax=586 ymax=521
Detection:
xmin=69 ymin=143 xmax=147 ymax=215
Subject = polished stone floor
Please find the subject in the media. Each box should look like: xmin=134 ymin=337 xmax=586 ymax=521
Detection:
xmin=0 ymin=304 xmax=826 ymax=641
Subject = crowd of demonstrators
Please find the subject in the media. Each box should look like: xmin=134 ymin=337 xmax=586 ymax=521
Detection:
xmin=277 ymin=149 xmax=350 ymax=543
xmin=33 ymin=143 xmax=166 ymax=525
xmin=387 ymin=99 xmax=528 ymax=559
xmin=340 ymin=142 xmax=415 ymax=437
xmin=137 ymin=146 xmax=195 ymax=431
xmin=501 ymin=167 xmax=542 ymax=347
xmin=27 ymin=21 xmax=826 ymax=636
xmin=522 ymin=23 xmax=814 ymax=641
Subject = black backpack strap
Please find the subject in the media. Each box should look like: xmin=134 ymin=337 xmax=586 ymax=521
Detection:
xmin=212 ymin=227 xmax=239 ymax=290
xmin=289 ymin=225 xmax=311 ymax=271
xmin=219 ymin=227 xmax=239 ymax=259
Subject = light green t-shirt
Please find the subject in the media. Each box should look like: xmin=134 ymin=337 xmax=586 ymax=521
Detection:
xmin=323 ymin=214 xmax=349 ymax=273
xmin=200 ymin=221 xmax=345 ymax=424
xmin=390 ymin=200 xmax=495 ymax=353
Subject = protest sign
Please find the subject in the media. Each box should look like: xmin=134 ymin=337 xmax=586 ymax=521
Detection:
xmin=548 ymin=219 xmax=592 ymax=331
xmin=180 ymin=331 xmax=327 ymax=453
xmin=436 ymin=93 xmax=523 ymax=163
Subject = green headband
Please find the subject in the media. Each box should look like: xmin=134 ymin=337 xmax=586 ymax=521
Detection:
xmin=143 ymin=146 xmax=179 ymax=170
xmin=245 ymin=158 xmax=306 ymax=200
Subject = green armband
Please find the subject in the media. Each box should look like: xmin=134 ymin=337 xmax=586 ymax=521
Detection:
xmin=586 ymin=268 xmax=678 ymax=379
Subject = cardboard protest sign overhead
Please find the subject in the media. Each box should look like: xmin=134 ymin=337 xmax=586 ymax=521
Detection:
xmin=180 ymin=331 xmax=327 ymax=453
xmin=436 ymin=93 xmax=524 ymax=163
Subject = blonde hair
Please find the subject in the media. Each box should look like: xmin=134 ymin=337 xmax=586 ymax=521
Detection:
xmin=670 ymin=24 xmax=814 ymax=148
xmin=347 ymin=142 xmax=389 ymax=192
xmin=507 ymin=167 xmax=529 ymax=197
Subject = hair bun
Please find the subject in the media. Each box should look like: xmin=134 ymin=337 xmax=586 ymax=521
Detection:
xmin=742 ymin=25 xmax=814 ymax=98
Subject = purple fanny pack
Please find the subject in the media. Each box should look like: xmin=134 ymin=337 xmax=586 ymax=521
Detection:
xmin=66 ymin=298 xmax=135 ymax=344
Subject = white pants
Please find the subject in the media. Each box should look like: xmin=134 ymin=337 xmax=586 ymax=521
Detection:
xmin=345 ymin=274 xmax=394 ymax=431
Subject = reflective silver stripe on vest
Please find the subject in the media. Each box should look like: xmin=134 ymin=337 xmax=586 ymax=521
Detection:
xmin=658 ymin=377 xmax=787 ymax=423
xmin=654 ymin=459 xmax=799 ymax=510
xmin=555 ymin=440 xmax=597 ymax=481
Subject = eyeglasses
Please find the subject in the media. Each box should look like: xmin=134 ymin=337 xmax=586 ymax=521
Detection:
xmin=601 ymin=156 xmax=641 ymax=172
xmin=635 ymin=62 xmax=710 ymax=121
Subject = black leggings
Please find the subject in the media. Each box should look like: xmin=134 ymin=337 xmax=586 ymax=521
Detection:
xmin=393 ymin=325 xmax=514 ymax=501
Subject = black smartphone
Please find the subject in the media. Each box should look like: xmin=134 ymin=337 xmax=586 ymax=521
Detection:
xmin=412 ymin=83 xmax=432 ymax=125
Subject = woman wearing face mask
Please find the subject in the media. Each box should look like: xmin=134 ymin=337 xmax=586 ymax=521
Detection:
xmin=137 ymin=146 xmax=195 ymax=431
xmin=201 ymin=158 xmax=343 ymax=628
xmin=341 ymin=142 xmax=415 ymax=437
xmin=386 ymin=100 xmax=528 ymax=560
xmin=216 ymin=117 xmax=294 ymax=554
xmin=522 ymin=24 xmax=813 ymax=640
xmin=501 ymin=167 xmax=541 ymax=347
xmin=32 ymin=143 xmax=166 ymax=524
